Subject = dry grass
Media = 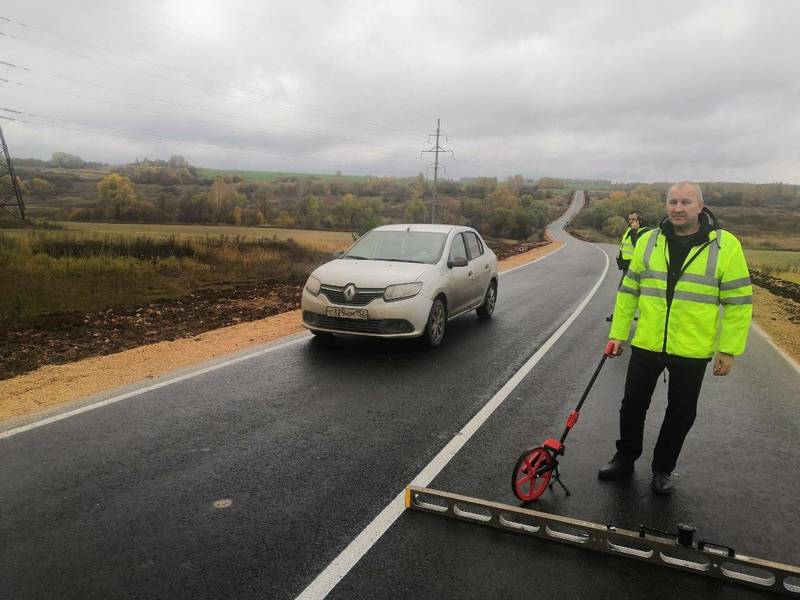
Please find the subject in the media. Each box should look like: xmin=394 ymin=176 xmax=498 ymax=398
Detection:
xmin=744 ymin=249 xmax=800 ymax=284
xmin=48 ymin=221 xmax=354 ymax=253
xmin=0 ymin=233 xmax=330 ymax=326
xmin=0 ymin=240 xmax=562 ymax=424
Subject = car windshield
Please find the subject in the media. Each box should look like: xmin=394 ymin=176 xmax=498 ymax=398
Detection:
xmin=342 ymin=230 xmax=447 ymax=264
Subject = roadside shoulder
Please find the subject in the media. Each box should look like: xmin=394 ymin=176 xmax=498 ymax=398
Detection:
xmin=1 ymin=240 xmax=564 ymax=424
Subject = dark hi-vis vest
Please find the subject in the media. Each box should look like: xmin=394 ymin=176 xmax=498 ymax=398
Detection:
xmin=609 ymin=227 xmax=752 ymax=359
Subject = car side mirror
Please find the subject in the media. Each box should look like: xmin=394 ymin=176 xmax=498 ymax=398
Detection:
xmin=447 ymin=257 xmax=468 ymax=269
xmin=333 ymin=251 xmax=343 ymax=258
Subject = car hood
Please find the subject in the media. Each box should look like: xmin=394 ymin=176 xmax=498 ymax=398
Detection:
xmin=313 ymin=259 xmax=434 ymax=288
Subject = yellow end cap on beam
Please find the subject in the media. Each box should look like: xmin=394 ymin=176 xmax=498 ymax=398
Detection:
xmin=404 ymin=487 xmax=412 ymax=508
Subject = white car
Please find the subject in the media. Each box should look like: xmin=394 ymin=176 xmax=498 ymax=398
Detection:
xmin=301 ymin=224 xmax=498 ymax=347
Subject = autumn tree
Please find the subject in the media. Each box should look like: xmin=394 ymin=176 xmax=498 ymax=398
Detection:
xmin=436 ymin=196 xmax=461 ymax=224
xmin=30 ymin=178 xmax=55 ymax=197
xmin=404 ymin=198 xmax=427 ymax=223
xmin=274 ymin=210 xmax=296 ymax=227
xmin=97 ymin=173 xmax=137 ymax=219
xmin=411 ymin=173 xmax=427 ymax=200
xmin=506 ymin=175 xmax=525 ymax=196
xmin=300 ymin=194 xmax=322 ymax=229
xmin=208 ymin=178 xmax=245 ymax=223
xmin=487 ymin=187 xmax=517 ymax=211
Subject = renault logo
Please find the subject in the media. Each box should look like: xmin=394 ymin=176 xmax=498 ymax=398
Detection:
xmin=343 ymin=284 xmax=357 ymax=302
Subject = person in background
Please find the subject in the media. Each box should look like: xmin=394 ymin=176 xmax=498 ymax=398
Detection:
xmin=606 ymin=211 xmax=650 ymax=322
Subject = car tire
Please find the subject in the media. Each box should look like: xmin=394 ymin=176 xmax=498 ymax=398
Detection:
xmin=476 ymin=281 xmax=497 ymax=320
xmin=423 ymin=297 xmax=447 ymax=348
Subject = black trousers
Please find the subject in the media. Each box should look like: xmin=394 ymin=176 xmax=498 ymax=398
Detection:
xmin=614 ymin=347 xmax=709 ymax=473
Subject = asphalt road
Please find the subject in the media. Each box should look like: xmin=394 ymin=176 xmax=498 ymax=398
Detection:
xmin=2 ymin=192 xmax=798 ymax=599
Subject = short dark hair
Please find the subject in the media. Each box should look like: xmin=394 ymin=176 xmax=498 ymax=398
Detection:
xmin=628 ymin=211 xmax=640 ymax=219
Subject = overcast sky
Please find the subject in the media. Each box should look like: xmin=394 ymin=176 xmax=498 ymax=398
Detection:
xmin=2 ymin=0 xmax=799 ymax=182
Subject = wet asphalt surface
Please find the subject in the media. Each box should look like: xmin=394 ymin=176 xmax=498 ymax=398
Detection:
xmin=2 ymin=193 xmax=798 ymax=599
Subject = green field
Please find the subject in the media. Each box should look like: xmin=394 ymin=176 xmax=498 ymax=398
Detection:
xmin=744 ymin=249 xmax=800 ymax=283
xmin=23 ymin=222 xmax=355 ymax=252
xmin=738 ymin=232 xmax=800 ymax=252
xmin=197 ymin=167 xmax=379 ymax=183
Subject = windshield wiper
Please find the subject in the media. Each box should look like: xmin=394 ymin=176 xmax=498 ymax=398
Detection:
xmin=343 ymin=255 xmax=371 ymax=260
xmin=376 ymin=258 xmax=428 ymax=264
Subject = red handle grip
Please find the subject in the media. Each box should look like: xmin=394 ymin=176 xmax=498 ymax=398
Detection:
xmin=604 ymin=340 xmax=617 ymax=357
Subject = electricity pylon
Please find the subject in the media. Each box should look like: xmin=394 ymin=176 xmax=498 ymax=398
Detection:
xmin=0 ymin=122 xmax=26 ymax=220
xmin=421 ymin=118 xmax=452 ymax=223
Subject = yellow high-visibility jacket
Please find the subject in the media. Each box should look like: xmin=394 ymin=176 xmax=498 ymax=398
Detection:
xmin=610 ymin=227 xmax=752 ymax=358
xmin=618 ymin=227 xmax=635 ymax=262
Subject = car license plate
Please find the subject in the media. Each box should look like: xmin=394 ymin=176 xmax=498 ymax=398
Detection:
xmin=326 ymin=307 xmax=368 ymax=320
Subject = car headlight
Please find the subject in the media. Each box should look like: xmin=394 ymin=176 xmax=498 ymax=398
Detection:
xmin=384 ymin=282 xmax=423 ymax=302
xmin=305 ymin=275 xmax=321 ymax=296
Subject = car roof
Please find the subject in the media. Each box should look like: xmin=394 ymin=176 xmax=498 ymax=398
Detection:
xmin=373 ymin=224 xmax=468 ymax=234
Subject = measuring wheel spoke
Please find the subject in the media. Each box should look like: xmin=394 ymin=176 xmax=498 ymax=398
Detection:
xmin=512 ymin=447 xmax=554 ymax=502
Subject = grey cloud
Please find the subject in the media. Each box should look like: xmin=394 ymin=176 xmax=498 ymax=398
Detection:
xmin=2 ymin=0 xmax=799 ymax=182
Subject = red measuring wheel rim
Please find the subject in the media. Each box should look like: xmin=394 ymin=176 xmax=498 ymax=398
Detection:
xmin=512 ymin=446 xmax=554 ymax=502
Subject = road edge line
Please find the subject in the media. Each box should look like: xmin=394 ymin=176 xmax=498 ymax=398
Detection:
xmin=751 ymin=322 xmax=800 ymax=375
xmin=295 ymin=243 xmax=609 ymax=600
xmin=0 ymin=336 xmax=309 ymax=441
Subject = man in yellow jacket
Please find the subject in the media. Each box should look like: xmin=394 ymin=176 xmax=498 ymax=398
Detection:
xmin=606 ymin=211 xmax=650 ymax=321
xmin=598 ymin=182 xmax=752 ymax=494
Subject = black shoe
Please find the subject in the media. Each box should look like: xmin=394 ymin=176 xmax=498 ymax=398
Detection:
xmin=605 ymin=315 xmax=613 ymax=322
xmin=598 ymin=460 xmax=633 ymax=480
xmin=651 ymin=472 xmax=673 ymax=494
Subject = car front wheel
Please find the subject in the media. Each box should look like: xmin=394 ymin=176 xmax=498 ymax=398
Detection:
xmin=423 ymin=298 xmax=447 ymax=348
xmin=476 ymin=281 xmax=497 ymax=320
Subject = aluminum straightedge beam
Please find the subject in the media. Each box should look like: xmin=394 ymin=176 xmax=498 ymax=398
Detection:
xmin=405 ymin=486 xmax=800 ymax=597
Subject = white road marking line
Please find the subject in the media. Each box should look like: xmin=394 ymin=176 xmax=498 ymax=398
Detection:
xmin=296 ymin=244 xmax=609 ymax=600
xmin=752 ymin=322 xmax=800 ymax=375
xmin=0 ymin=336 xmax=310 ymax=441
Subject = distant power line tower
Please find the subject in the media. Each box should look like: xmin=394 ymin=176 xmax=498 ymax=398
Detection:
xmin=0 ymin=122 xmax=26 ymax=220
xmin=421 ymin=118 xmax=452 ymax=223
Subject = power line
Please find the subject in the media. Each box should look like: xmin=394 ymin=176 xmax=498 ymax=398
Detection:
xmin=0 ymin=16 xmax=425 ymax=141
xmin=0 ymin=107 xmax=411 ymax=172
xmin=0 ymin=27 xmax=536 ymax=178
xmin=2 ymin=69 xmax=421 ymax=158
xmin=90 ymin=0 xmax=431 ymax=135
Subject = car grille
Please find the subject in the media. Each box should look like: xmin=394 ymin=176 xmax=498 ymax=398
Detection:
xmin=304 ymin=312 xmax=414 ymax=335
xmin=320 ymin=284 xmax=384 ymax=306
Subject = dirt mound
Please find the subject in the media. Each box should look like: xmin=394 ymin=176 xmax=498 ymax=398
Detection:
xmin=751 ymin=270 xmax=800 ymax=305
xmin=1 ymin=281 xmax=303 ymax=380
xmin=491 ymin=240 xmax=549 ymax=261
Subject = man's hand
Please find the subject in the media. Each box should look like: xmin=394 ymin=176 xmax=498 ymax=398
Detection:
xmin=713 ymin=352 xmax=734 ymax=376
xmin=608 ymin=339 xmax=625 ymax=358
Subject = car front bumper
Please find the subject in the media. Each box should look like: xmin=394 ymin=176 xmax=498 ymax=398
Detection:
xmin=301 ymin=288 xmax=432 ymax=338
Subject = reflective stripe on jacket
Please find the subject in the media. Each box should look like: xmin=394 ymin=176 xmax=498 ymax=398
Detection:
xmin=609 ymin=227 xmax=753 ymax=358
xmin=618 ymin=227 xmax=634 ymax=261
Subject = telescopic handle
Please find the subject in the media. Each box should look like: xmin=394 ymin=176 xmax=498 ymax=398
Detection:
xmin=559 ymin=342 xmax=616 ymax=444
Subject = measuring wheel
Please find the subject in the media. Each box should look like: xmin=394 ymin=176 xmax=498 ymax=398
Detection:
xmin=512 ymin=446 xmax=554 ymax=502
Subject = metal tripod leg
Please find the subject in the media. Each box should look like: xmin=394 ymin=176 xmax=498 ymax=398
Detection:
xmin=549 ymin=464 xmax=571 ymax=496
